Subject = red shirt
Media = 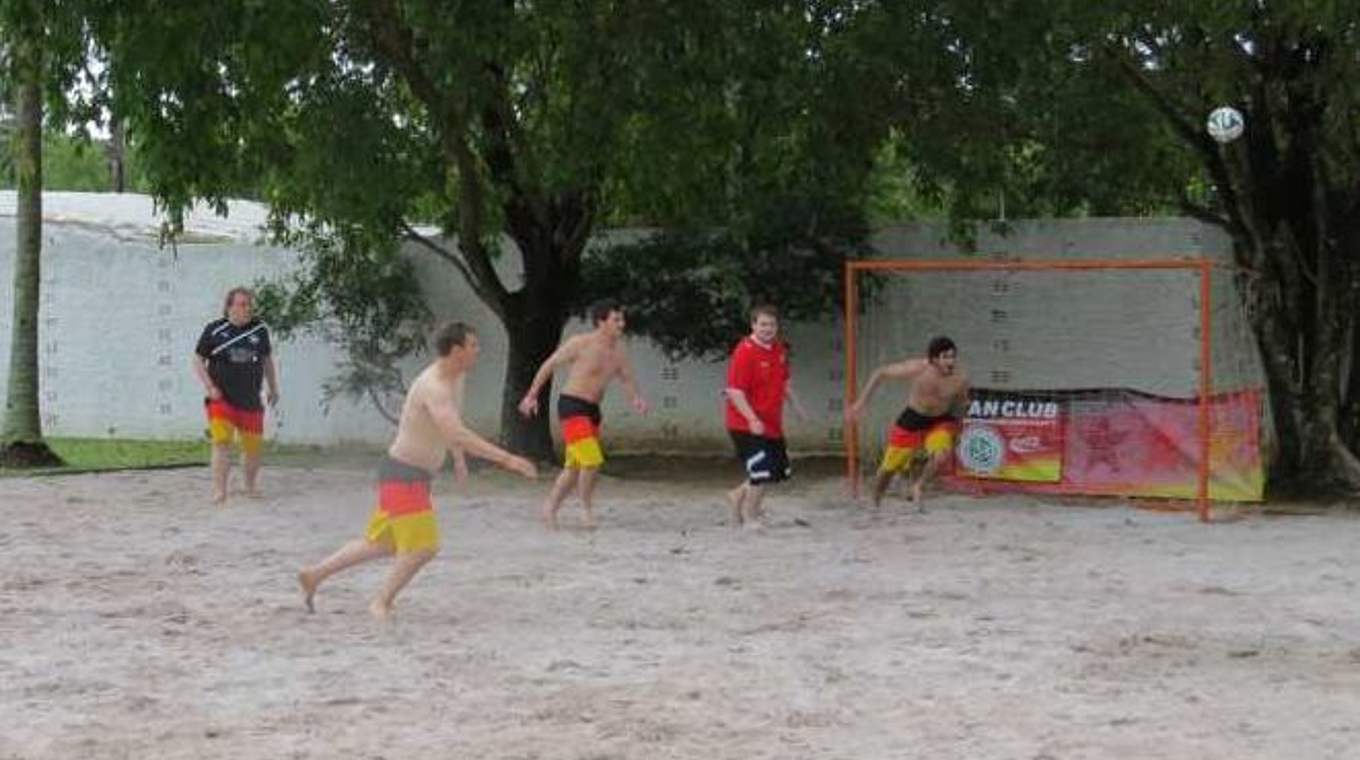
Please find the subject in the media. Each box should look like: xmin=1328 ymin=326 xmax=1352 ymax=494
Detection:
xmin=725 ymin=337 xmax=789 ymax=438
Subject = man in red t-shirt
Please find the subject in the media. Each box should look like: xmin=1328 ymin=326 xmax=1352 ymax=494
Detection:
xmin=724 ymin=304 xmax=807 ymax=527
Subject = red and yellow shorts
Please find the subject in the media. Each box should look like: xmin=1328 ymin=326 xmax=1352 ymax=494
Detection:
xmin=205 ymin=399 xmax=264 ymax=455
xmin=558 ymin=394 xmax=604 ymax=469
xmin=364 ymin=458 xmax=439 ymax=554
xmin=879 ymin=409 xmax=958 ymax=474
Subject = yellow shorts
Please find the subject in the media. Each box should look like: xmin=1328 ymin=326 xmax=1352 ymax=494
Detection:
xmin=564 ymin=435 xmax=604 ymax=469
xmin=560 ymin=396 xmax=604 ymax=469
xmin=364 ymin=460 xmax=439 ymax=553
xmin=365 ymin=509 xmax=439 ymax=554
xmin=879 ymin=419 xmax=956 ymax=474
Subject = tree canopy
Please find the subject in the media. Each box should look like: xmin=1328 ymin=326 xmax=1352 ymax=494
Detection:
xmin=8 ymin=0 xmax=1356 ymax=490
xmin=96 ymin=0 xmax=904 ymax=456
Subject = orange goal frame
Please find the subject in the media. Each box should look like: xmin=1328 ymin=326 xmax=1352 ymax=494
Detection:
xmin=843 ymin=257 xmax=1215 ymax=522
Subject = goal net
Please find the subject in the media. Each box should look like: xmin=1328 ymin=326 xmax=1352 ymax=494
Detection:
xmin=843 ymin=257 xmax=1267 ymax=520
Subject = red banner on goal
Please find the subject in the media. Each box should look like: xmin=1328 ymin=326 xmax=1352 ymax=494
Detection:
xmin=948 ymin=388 xmax=1264 ymax=502
xmin=956 ymin=393 xmax=1064 ymax=482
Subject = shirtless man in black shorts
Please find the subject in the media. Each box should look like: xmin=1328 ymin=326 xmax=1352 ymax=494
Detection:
xmin=846 ymin=336 xmax=970 ymax=510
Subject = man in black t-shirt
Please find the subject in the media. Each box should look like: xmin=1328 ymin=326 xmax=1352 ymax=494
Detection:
xmin=193 ymin=286 xmax=279 ymax=504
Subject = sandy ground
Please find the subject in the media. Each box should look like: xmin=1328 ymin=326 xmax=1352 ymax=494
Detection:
xmin=2 ymin=460 xmax=1359 ymax=760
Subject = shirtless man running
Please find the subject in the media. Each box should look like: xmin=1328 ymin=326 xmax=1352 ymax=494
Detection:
xmin=518 ymin=299 xmax=648 ymax=529
xmin=298 ymin=322 xmax=536 ymax=620
xmin=846 ymin=336 xmax=969 ymax=510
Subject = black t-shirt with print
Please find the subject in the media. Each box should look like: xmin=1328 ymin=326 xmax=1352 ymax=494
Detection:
xmin=195 ymin=318 xmax=272 ymax=411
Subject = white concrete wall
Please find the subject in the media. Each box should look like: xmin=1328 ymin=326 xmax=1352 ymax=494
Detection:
xmin=1 ymin=193 xmax=1251 ymax=453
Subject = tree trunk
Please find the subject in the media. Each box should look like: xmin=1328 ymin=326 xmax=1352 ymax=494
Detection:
xmin=500 ymin=305 xmax=568 ymax=462
xmin=108 ymin=115 xmax=126 ymax=193
xmin=1255 ymin=310 xmax=1360 ymax=494
xmin=1338 ymin=225 xmax=1360 ymax=452
xmin=494 ymin=208 xmax=586 ymax=460
xmin=1248 ymin=234 xmax=1360 ymax=495
xmin=1 ymin=42 xmax=63 ymax=468
xmin=1342 ymin=308 xmax=1360 ymax=450
xmin=1254 ymin=315 xmax=1303 ymax=487
xmin=1293 ymin=188 xmax=1360 ymax=493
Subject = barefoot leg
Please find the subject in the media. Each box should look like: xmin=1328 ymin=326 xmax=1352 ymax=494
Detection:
xmin=371 ymin=548 xmax=437 ymax=619
xmin=541 ymin=468 xmax=578 ymax=530
xmin=211 ymin=443 xmax=231 ymax=504
xmin=243 ymin=447 xmax=263 ymax=498
xmin=726 ymin=482 xmax=747 ymax=526
xmin=870 ymin=470 xmax=895 ymax=510
xmin=913 ymin=451 xmax=948 ymax=513
xmin=298 ymin=539 xmax=391 ymax=612
xmin=578 ymin=466 xmax=601 ymax=528
xmin=743 ymin=483 xmax=767 ymax=526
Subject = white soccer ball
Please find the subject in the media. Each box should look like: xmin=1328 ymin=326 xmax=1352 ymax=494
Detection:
xmin=1206 ymin=106 xmax=1244 ymax=143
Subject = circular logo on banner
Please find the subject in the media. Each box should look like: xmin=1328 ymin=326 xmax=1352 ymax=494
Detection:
xmin=958 ymin=425 xmax=1006 ymax=475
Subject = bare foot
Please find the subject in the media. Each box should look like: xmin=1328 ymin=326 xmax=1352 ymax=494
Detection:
xmin=910 ymin=482 xmax=927 ymax=513
xmin=211 ymin=491 xmax=227 ymax=506
xmin=369 ymin=599 xmax=394 ymax=621
xmin=298 ymin=569 xmax=318 ymax=613
xmin=581 ymin=508 xmax=598 ymax=530
xmin=245 ymin=489 xmax=264 ymax=500
xmin=726 ymin=487 xmax=745 ymax=526
xmin=540 ymin=503 xmax=560 ymax=531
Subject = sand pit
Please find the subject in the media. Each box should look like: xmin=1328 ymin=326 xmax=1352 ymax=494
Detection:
xmin=2 ymin=460 xmax=1359 ymax=759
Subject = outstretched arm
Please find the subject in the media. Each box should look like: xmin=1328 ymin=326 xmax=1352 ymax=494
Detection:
xmin=617 ymin=354 xmax=649 ymax=414
xmin=448 ymin=374 xmax=469 ymax=483
xmin=517 ymin=337 xmax=581 ymax=417
xmin=428 ymin=395 xmax=537 ymax=477
xmin=951 ymin=374 xmax=973 ymax=418
xmin=846 ymin=359 xmax=923 ymax=420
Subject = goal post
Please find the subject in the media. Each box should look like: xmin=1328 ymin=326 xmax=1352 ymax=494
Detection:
xmin=843 ymin=257 xmax=1265 ymax=522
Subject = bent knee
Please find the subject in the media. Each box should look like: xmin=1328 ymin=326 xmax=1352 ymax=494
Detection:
xmin=414 ymin=546 xmax=439 ymax=562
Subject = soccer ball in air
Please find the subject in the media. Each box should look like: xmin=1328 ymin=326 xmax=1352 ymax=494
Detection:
xmin=1206 ymin=106 xmax=1244 ymax=143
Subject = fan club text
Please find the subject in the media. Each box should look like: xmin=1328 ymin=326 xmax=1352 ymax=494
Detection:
xmin=966 ymin=399 xmax=1060 ymax=420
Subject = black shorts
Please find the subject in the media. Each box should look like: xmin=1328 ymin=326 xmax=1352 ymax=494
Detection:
xmin=557 ymin=393 xmax=602 ymax=426
xmin=378 ymin=456 xmax=434 ymax=484
xmin=896 ymin=407 xmax=957 ymax=431
xmin=729 ymin=431 xmax=791 ymax=485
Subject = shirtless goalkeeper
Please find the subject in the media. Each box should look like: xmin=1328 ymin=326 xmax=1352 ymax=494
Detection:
xmin=846 ymin=336 xmax=969 ymax=510
xmin=298 ymin=322 xmax=536 ymax=619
